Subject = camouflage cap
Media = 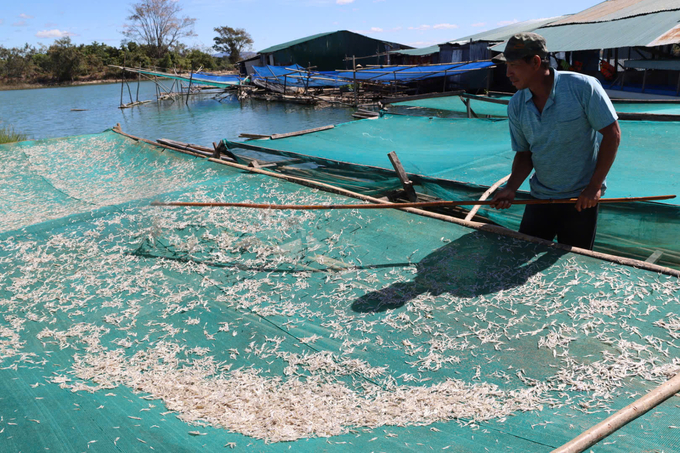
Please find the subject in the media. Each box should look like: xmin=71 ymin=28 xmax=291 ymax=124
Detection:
xmin=492 ymin=32 xmax=548 ymax=63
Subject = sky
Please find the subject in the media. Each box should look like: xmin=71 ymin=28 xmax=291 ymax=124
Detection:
xmin=0 ymin=0 xmax=604 ymax=52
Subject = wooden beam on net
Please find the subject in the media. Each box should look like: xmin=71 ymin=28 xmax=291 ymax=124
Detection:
xmin=387 ymin=151 xmax=418 ymax=202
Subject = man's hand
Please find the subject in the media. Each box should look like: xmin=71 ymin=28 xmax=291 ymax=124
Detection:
xmin=491 ymin=187 xmax=516 ymax=210
xmin=575 ymin=186 xmax=601 ymax=212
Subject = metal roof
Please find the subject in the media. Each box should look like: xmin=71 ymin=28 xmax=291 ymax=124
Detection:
xmin=258 ymin=30 xmax=410 ymax=55
xmin=490 ymin=8 xmax=680 ymax=52
xmin=447 ymin=16 xmax=567 ymax=44
xmin=548 ymin=0 xmax=680 ymax=25
xmin=258 ymin=31 xmax=338 ymax=54
xmin=388 ymin=16 xmax=566 ymax=58
xmin=390 ymin=45 xmax=440 ymax=56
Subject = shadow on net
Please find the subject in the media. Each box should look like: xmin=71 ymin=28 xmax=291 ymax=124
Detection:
xmin=352 ymin=230 xmax=566 ymax=313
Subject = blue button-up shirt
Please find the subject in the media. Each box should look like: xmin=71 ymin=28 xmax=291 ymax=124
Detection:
xmin=508 ymin=70 xmax=618 ymax=199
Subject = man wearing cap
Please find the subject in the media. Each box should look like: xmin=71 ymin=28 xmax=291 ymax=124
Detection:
xmin=490 ymin=32 xmax=621 ymax=250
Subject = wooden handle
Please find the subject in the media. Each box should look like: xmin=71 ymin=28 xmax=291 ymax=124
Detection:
xmin=151 ymin=195 xmax=675 ymax=210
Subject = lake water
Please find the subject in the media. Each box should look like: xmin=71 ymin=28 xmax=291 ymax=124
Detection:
xmin=0 ymin=81 xmax=355 ymax=145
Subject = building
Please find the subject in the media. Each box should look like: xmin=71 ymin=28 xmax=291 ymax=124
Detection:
xmin=250 ymin=30 xmax=411 ymax=74
xmin=490 ymin=0 xmax=680 ymax=98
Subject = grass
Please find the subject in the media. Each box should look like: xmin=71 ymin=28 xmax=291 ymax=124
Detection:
xmin=0 ymin=125 xmax=29 ymax=144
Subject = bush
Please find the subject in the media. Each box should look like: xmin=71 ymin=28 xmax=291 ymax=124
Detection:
xmin=0 ymin=125 xmax=29 ymax=144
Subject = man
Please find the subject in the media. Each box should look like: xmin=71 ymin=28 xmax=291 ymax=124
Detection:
xmin=490 ymin=33 xmax=621 ymax=250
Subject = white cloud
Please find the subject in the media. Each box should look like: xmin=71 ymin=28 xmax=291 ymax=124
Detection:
xmin=12 ymin=20 xmax=28 ymax=27
xmin=408 ymin=24 xmax=431 ymax=31
xmin=336 ymin=0 xmax=354 ymax=4
xmin=471 ymin=22 xmax=486 ymax=27
xmin=19 ymin=13 xmax=34 ymax=19
xmin=433 ymin=23 xmax=458 ymax=29
xmin=370 ymin=27 xmax=383 ymax=32
xmin=497 ymin=19 xmax=519 ymax=26
xmin=36 ymin=29 xmax=74 ymax=38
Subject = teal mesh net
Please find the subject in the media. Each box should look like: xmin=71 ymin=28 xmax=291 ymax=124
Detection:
xmin=391 ymin=94 xmax=680 ymax=117
xmin=224 ymin=114 xmax=680 ymax=268
xmin=2 ymin=131 xmax=680 ymax=452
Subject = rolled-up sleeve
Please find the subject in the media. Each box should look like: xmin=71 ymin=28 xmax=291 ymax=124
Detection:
xmin=583 ymin=79 xmax=618 ymax=131
xmin=508 ymin=100 xmax=530 ymax=152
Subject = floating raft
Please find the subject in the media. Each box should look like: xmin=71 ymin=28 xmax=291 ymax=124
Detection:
xmin=1 ymin=131 xmax=679 ymax=452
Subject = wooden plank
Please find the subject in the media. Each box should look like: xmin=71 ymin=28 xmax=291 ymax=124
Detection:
xmin=384 ymin=90 xmax=465 ymax=104
xmin=460 ymin=93 xmax=510 ymax=105
xmin=387 ymin=151 xmax=418 ymax=202
xmin=646 ymin=250 xmax=664 ymax=264
xmin=270 ymin=124 xmax=334 ymax=140
xmin=617 ymin=112 xmax=680 ymax=121
xmin=239 ymin=133 xmax=271 ymax=139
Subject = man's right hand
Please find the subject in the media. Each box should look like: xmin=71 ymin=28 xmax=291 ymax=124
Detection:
xmin=490 ymin=187 xmax=516 ymax=210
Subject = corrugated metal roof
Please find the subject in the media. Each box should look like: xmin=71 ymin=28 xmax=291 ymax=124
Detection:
xmin=490 ymin=9 xmax=680 ymax=52
xmin=391 ymin=45 xmax=440 ymax=56
xmin=259 ymin=31 xmax=338 ymax=54
xmin=447 ymin=16 xmax=567 ymax=44
xmin=388 ymin=17 xmax=566 ymax=58
xmin=548 ymin=0 xmax=680 ymax=25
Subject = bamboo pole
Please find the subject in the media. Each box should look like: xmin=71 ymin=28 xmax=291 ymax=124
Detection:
xmin=552 ymin=371 xmax=680 ymax=453
xmin=465 ymin=174 xmax=511 ymax=221
xmin=150 ymin=195 xmax=675 ymax=210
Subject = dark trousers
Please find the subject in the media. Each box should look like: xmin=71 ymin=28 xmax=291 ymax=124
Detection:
xmin=519 ymin=203 xmax=599 ymax=250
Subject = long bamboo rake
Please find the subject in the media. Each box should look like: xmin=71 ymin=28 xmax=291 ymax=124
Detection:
xmin=150 ymin=195 xmax=675 ymax=210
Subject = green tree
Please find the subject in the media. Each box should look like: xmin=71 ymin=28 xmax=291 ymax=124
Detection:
xmin=123 ymin=0 xmax=196 ymax=59
xmin=0 ymin=44 xmax=39 ymax=80
xmin=47 ymin=38 xmax=85 ymax=82
xmin=187 ymin=48 xmax=215 ymax=70
xmin=213 ymin=26 xmax=253 ymax=64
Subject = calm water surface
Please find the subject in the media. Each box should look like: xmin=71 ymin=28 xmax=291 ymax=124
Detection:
xmin=0 ymin=81 xmax=355 ymax=144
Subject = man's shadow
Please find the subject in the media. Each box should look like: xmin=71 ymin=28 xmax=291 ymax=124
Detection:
xmin=352 ymin=230 xmax=566 ymax=313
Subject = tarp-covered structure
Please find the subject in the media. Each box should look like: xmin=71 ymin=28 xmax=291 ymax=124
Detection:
xmin=249 ymin=63 xmax=496 ymax=90
xmin=3 ymin=129 xmax=680 ymax=452
xmin=225 ymin=114 xmax=680 ymax=268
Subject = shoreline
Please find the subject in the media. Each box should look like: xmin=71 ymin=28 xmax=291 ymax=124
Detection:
xmin=0 ymin=79 xmax=125 ymax=92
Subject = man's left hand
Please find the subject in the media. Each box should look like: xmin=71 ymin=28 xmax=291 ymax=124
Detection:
xmin=575 ymin=186 xmax=601 ymax=212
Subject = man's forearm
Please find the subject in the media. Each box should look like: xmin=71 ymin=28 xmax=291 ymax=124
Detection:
xmin=588 ymin=121 xmax=621 ymax=191
xmin=506 ymin=151 xmax=534 ymax=192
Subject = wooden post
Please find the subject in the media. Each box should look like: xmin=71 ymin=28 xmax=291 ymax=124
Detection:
xmin=283 ymin=75 xmax=287 ymax=95
xmin=353 ymin=55 xmax=358 ymax=107
xmin=136 ymin=69 xmax=141 ymax=102
xmin=387 ymin=151 xmax=418 ymax=202
xmin=120 ymin=56 xmax=125 ymax=107
xmin=186 ymin=65 xmax=194 ymax=106
xmin=442 ymin=70 xmax=447 ymax=92
xmin=641 ymin=69 xmax=648 ymax=93
xmin=126 ymin=80 xmax=134 ymax=104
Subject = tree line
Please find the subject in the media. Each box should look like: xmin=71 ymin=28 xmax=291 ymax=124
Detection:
xmin=0 ymin=0 xmax=253 ymax=85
